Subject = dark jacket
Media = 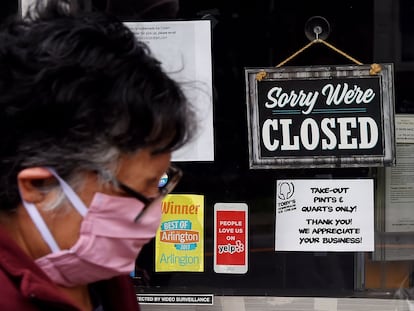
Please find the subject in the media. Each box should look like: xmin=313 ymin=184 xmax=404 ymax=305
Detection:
xmin=0 ymin=226 xmax=140 ymax=311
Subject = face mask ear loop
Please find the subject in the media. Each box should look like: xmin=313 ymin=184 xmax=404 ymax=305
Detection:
xmin=19 ymin=167 xmax=89 ymax=253
xmin=46 ymin=167 xmax=88 ymax=217
xmin=21 ymin=198 xmax=61 ymax=253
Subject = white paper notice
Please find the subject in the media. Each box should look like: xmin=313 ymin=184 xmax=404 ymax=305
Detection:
xmin=125 ymin=21 xmax=214 ymax=162
xmin=395 ymin=114 xmax=414 ymax=143
xmin=385 ymin=114 xmax=414 ymax=232
xmin=275 ymin=179 xmax=374 ymax=252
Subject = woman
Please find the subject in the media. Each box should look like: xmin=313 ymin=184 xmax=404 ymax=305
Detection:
xmin=0 ymin=0 xmax=195 ymax=310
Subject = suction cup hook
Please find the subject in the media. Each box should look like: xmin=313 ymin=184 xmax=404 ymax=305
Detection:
xmin=304 ymin=16 xmax=331 ymax=41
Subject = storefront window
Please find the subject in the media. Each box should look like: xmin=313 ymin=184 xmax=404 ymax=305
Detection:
xmin=14 ymin=0 xmax=414 ymax=309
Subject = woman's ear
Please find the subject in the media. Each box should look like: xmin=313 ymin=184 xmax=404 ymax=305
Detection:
xmin=17 ymin=168 xmax=54 ymax=203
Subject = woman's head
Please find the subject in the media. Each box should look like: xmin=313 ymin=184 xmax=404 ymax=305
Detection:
xmin=0 ymin=0 xmax=195 ymax=211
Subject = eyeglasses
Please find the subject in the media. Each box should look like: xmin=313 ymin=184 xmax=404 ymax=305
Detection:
xmin=106 ymin=165 xmax=182 ymax=222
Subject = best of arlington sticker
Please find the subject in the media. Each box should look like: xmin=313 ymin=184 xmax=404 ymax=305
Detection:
xmin=155 ymin=194 xmax=204 ymax=272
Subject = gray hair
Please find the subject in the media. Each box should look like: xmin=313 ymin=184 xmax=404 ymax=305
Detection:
xmin=0 ymin=0 xmax=195 ymax=212
xmin=38 ymin=146 xmax=121 ymax=212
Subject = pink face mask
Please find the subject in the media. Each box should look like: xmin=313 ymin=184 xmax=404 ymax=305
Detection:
xmin=21 ymin=169 xmax=162 ymax=287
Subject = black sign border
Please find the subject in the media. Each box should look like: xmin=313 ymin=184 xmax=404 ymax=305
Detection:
xmin=245 ymin=64 xmax=396 ymax=169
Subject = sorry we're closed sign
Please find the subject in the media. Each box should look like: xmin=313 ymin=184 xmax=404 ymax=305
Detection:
xmin=245 ymin=64 xmax=395 ymax=169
